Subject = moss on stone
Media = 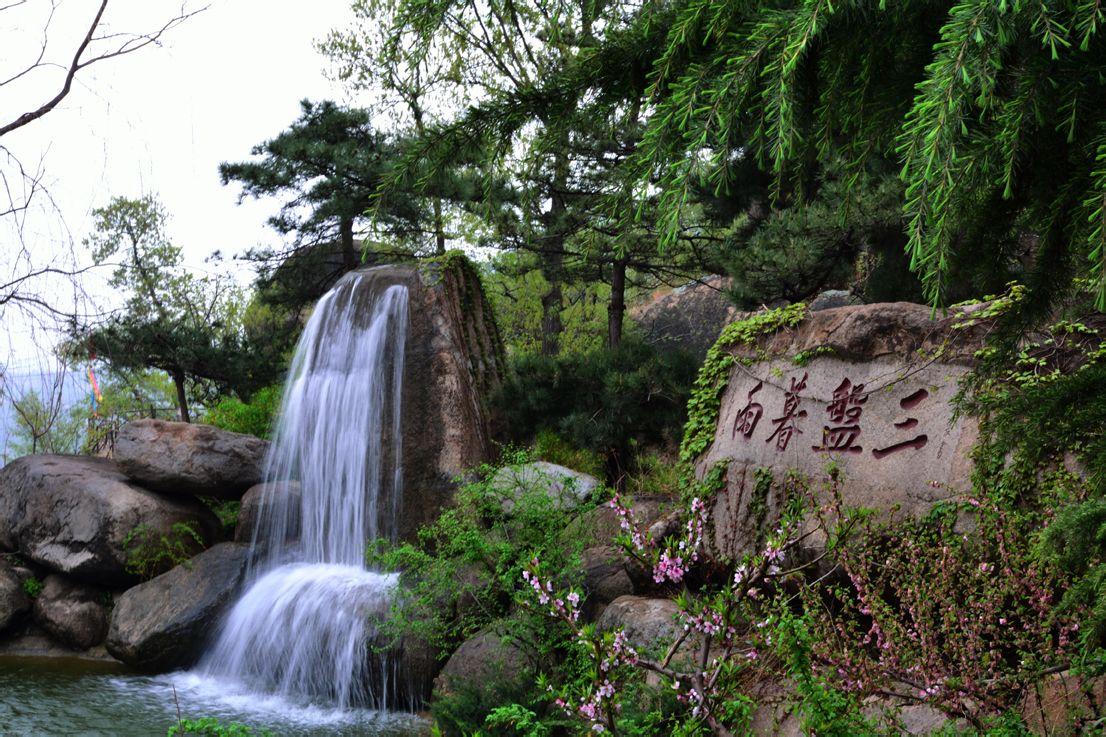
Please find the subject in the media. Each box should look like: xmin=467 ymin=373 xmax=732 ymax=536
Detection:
xmin=679 ymin=302 xmax=809 ymax=464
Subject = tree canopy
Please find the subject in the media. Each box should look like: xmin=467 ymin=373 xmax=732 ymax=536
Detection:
xmin=72 ymin=195 xmax=252 ymax=422
xmin=376 ymin=0 xmax=1106 ymax=313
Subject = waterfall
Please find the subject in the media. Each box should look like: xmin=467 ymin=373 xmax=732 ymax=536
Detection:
xmin=197 ymin=268 xmax=414 ymax=710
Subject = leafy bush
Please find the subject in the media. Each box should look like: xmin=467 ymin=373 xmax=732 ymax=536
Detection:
xmin=493 ymin=339 xmax=697 ymax=484
xmin=21 ymin=576 xmax=44 ymax=599
xmin=167 ymin=717 xmax=270 ymax=737
xmin=203 ymin=385 xmax=282 ymax=440
xmin=367 ymin=452 xmax=600 ymax=734
xmin=122 ymin=521 xmax=205 ymax=580
xmin=530 ymin=431 xmax=604 ymax=479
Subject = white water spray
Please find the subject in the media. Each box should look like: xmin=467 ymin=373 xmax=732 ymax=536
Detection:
xmin=197 ymin=268 xmax=414 ymax=710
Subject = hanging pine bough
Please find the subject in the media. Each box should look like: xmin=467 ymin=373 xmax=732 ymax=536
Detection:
xmin=376 ymin=0 xmax=1106 ymax=310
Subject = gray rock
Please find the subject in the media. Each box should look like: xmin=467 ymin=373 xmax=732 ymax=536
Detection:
xmin=697 ymin=302 xmax=987 ymax=560
xmin=580 ymin=546 xmax=634 ymax=619
xmin=0 ymin=455 xmax=221 ymax=586
xmin=560 ymin=496 xmax=667 ymax=547
xmin=0 ymin=559 xmax=30 ymax=633
xmin=490 ymin=462 xmax=600 ymax=513
xmin=235 ymin=481 xmax=301 ymax=544
xmin=106 ymin=542 xmax=251 ymax=671
xmin=396 ymin=261 xmax=505 ymax=542
xmin=114 ymin=420 xmax=270 ymax=499
xmin=32 ymin=574 xmax=108 ymax=650
xmin=630 ymin=275 xmax=739 ymax=360
xmin=808 ymin=289 xmax=863 ymax=311
xmin=596 ymin=595 xmax=685 ymax=652
xmin=435 ymin=627 xmax=529 ymax=699
xmin=595 ymin=595 xmax=702 ymax=671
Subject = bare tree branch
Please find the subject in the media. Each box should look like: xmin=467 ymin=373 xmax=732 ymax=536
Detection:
xmin=0 ymin=1 xmax=207 ymax=138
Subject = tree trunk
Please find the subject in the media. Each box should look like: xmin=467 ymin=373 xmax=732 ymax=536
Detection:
xmin=607 ymin=258 xmax=627 ymax=350
xmin=540 ymin=272 xmax=563 ymax=357
xmin=541 ymin=143 xmax=570 ymax=357
xmin=171 ymin=369 xmax=191 ymax=423
xmin=340 ymin=215 xmax=356 ymax=271
xmin=432 ymin=197 xmax=446 ymax=255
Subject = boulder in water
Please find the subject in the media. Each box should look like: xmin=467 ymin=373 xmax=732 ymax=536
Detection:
xmin=32 ymin=574 xmax=108 ymax=650
xmin=106 ymin=542 xmax=251 ymax=671
xmin=0 ymin=455 xmax=221 ymax=586
xmin=114 ymin=419 xmax=270 ymax=499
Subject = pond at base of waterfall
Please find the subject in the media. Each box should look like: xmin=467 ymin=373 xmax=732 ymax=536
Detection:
xmin=0 ymin=657 xmax=428 ymax=736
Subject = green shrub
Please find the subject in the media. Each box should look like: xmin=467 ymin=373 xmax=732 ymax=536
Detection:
xmin=123 ymin=521 xmax=205 ymax=580
xmin=529 ymin=431 xmax=604 ymax=479
xmin=167 ymin=717 xmax=270 ymax=737
xmin=493 ymin=339 xmax=697 ymax=484
xmin=203 ymin=385 xmax=282 ymax=440
xmin=21 ymin=576 xmax=44 ymax=599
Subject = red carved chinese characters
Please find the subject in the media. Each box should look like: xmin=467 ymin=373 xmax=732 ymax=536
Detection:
xmin=766 ymin=373 xmax=808 ymax=452
xmin=732 ymin=381 xmax=764 ymax=440
xmin=813 ymin=378 xmax=867 ymax=453
xmin=872 ymin=388 xmax=929 ymax=458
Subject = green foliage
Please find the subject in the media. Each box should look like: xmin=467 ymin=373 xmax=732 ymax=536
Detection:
xmin=21 ymin=576 xmax=43 ymax=599
xmin=371 ymin=453 xmax=592 ymax=658
xmin=369 ymin=454 xmax=598 ymax=733
xmin=494 ymin=339 xmax=697 ymax=482
xmin=482 ymin=254 xmax=610 ymax=359
xmin=167 ymin=717 xmax=270 ymax=737
xmin=1038 ymin=499 xmax=1106 ymax=660
xmin=680 ymin=302 xmax=808 ymax=463
xmin=5 ymin=386 xmax=86 ymax=458
xmin=122 ymin=522 xmax=205 ymax=581
xmin=773 ymin=609 xmax=886 ymax=737
xmin=73 ymin=194 xmax=252 ymax=421
xmin=724 ymin=167 xmax=922 ymax=307
xmin=482 ymin=704 xmax=553 ymax=736
xmin=203 ymin=385 xmax=282 ymax=440
xmin=530 ymin=431 xmax=605 ymax=480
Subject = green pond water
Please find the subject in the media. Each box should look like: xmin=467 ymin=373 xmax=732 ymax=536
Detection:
xmin=0 ymin=657 xmax=429 ymax=737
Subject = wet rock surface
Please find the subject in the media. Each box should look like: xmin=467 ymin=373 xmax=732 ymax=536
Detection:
xmin=106 ymin=542 xmax=251 ymax=671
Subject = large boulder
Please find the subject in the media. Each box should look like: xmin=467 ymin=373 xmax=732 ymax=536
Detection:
xmin=579 ymin=546 xmax=634 ymax=619
xmin=32 ymin=574 xmax=108 ymax=650
xmin=693 ymin=302 xmax=988 ymax=560
xmin=596 ymin=595 xmax=685 ymax=653
xmin=0 ymin=559 xmax=30 ymax=633
xmin=106 ymin=542 xmax=251 ymax=671
xmin=489 ymin=462 xmax=600 ymax=513
xmin=235 ymin=481 xmax=301 ymax=545
xmin=434 ymin=626 xmax=530 ymax=700
xmin=630 ymin=275 xmax=739 ymax=360
xmin=0 ymin=455 xmax=221 ymax=586
xmin=375 ymin=260 xmax=505 ymax=542
xmin=114 ymin=420 xmax=270 ymax=499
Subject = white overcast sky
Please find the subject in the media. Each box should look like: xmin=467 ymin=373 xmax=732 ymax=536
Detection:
xmin=2 ymin=0 xmax=359 ymax=369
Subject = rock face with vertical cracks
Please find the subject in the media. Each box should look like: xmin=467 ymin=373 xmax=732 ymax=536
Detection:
xmin=389 ymin=259 xmax=505 ymax=543
xmin=0 ymin=455 xmax=221 ymax=586
xmin=696 ymin=302 xmax=991 ymax=560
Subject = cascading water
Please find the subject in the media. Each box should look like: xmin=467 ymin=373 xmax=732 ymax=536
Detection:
xmin=196 ymin=268 xmax=415 ymax=711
